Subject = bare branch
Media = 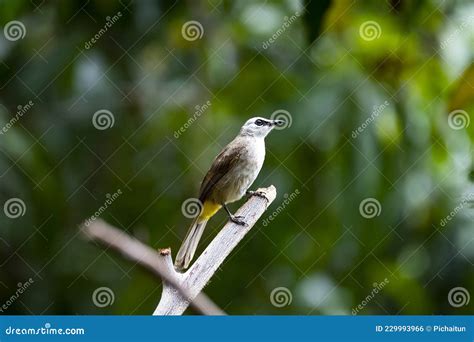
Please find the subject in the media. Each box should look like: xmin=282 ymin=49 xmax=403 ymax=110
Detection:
xmin=82 ymin=185 xmax=276 ymax=316
xmin=155 ymin=185 xmax=277 ymax=315
xmin=81 ymin=220 xmax=225 ymax=315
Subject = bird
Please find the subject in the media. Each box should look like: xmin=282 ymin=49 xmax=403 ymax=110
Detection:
xmin=175 ymin=117 xmax=284 ymax=270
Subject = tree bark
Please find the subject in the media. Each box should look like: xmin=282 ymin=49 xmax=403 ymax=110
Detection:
xmin=82 ymin=185 xmax=276 ymax=316
xmin=81 ymin=220 xmax=224 ymax=315
xmin=154 ymin=185 xmax=276 ymax=315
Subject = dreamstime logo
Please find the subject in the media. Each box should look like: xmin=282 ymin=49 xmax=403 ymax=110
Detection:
xmin=0 ymin=278 xmax=34 ymax=313
xmin=174 ymin=100 xmax=212 ymax=138
xmin=352 ymin=278 xmax=390 ymax=315
xmin=92 ymin=287 xmax=115 ymax=307
xmin=84 ymin=11 xmax=122 ymax=50
xmin=3 ymin=20 xmax=26 ymax=41
xmin=270 ymin=287 xmax=292 ymax=307
xmin=448 ymin=109 xmax=470 ymax=130
xmin=352 ymin=100 xmax=389 ymax=139
xmin=4 ymin=322 xmax=85 ymax=335
xmin=359 ymin=21 xmax=382 ymax=41
xmin=0 ymin=100 xmax=34 ymax=135
xmin=359 ymin=198 xmax=381 ymax=218
xmin=262 ymin=11 xmax=301 ymax=49
xmin=448 ymin=287 xmax=470 ymax=308
xmin=440 ymin=193 xmax=473 ymax=227
xmin=262 ymin=189 xmax=300 ymax=226
xmin=181 ymin=21 xmax=204 ymax=41
xmin=440 ymin=15 xmax=474 ymax=50
xmin=181 ymin=198 xmax=203 ymax=218
xmin=270 ymin=109 xmax=292 ymax=130
xmin=83 ymin=189 xmax=122 ymax=227
xmin=92 ymin=109 xmax=115 ymax=130
xmin=3 ymin=198 xmax=26 ymax=219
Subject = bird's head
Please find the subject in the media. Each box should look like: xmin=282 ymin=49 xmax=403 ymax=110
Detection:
xmin=239 ymin=117 xmax=284 ymax=138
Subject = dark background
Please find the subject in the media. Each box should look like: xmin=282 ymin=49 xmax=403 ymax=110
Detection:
xmin=0 ymin=0 xmax=473 ymax=315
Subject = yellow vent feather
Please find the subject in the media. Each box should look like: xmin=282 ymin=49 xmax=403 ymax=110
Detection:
xmin=199 ymin=201 xmax=222 ymax=221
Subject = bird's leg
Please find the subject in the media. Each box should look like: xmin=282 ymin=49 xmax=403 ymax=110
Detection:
xmin=246 ymin=189 xmax=269 ymax=202
xmin=223 ymin=204 xmax=247 ymax=226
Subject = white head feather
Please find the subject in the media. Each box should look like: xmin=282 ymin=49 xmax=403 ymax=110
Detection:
xmin=239 ymin=117 xmax=283 ymax=138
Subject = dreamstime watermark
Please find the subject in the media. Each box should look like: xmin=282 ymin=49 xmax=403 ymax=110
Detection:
xmin=448 ymin=287 xmax=470 ymax=308
xmin=181 ymin=20 xmax=204 ymax=41
xmin=262 ymin=12 xmax=301 ymax=49
xmin=352 ymin=101 xmax=389 ymax=139
xmin=352 ymin=278 xmax=390 ymax=315
xmin=0 ymin=100 xmax=34 ymax=135
xmin=448 ymin=109 xmax=470 ymax=130
xmin=359 ymin=198 xmax=382 ymax=219
xmin=84 ymin=12 xmax=122 ymax=50
xmin=262 ymin=189 xmax=300 ymax=226
xmin=181 ymin=198 xmax=203 ymax=218
xmin=440 ymin=193 xmax=473 ymax=227
xmin=359 ymin=21 xmax=382 ymax=41
xmin=92 ymin=109 xmax=115 ymax=130
xmin=3 ymin=20 xmax=26 ymax=41
xmin=0 ymin=278 xmax=34 ymax=313
xmin=440 ymin=15 xmax=474 ymax=50
xmin=92 ymin=287 xmax=115 ymax=307
xmin=174 ymin=100 xmax=211 ymax=138
xmin=5 ymin=323 xmax=85 ymax=336
xmin=270 ymin=287 xmax=293 ymax=307
xmin=83 ymin=189 xmax=122 ymax=227
xmin=3 ymin=198 xmax=26 ymax=219
xmin=270 ymin=109 xmax=292 ymax=130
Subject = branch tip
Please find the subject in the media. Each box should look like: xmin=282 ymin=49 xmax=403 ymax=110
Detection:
xmin=159 ymin=247 xmax=171 ymax=256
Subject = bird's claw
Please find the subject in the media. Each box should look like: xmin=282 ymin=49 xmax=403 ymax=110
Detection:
xmin=230 ymin=215 xmax=248 ymax=226
xmin=246 ymin=190 xmax=269 ymax=202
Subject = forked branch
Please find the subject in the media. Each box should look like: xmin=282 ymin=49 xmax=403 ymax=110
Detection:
xmin=81 ymin=220 xmax=224 ymax=315
xmin=82 ymin=185 xmax=276 ymax=315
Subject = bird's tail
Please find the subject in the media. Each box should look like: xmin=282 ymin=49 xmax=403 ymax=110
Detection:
xmin=174 ymin=217 xmax=208 ymax=271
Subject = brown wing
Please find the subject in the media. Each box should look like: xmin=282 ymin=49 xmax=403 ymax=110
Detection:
xmin=198 ymin=141 xmax=242 ymax=203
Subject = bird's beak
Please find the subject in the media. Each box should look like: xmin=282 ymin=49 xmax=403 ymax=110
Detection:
xmin=272 ymin=119 xmax=285 ymax=127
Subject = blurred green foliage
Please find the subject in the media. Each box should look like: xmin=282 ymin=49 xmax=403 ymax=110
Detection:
xmin=0 ymin=0 xmax=473 ymax=315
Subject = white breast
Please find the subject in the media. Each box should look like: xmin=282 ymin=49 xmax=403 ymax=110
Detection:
xmin=225 ymin=137 xmax=265 ymax=203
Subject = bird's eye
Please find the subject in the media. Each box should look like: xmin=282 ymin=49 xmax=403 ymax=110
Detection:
xmin=255 ymin=119 xmax=264 ymax=126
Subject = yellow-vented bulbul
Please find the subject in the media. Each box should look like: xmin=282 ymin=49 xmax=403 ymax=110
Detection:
xmin=175 ymin=117 xmax=283 ymax=270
